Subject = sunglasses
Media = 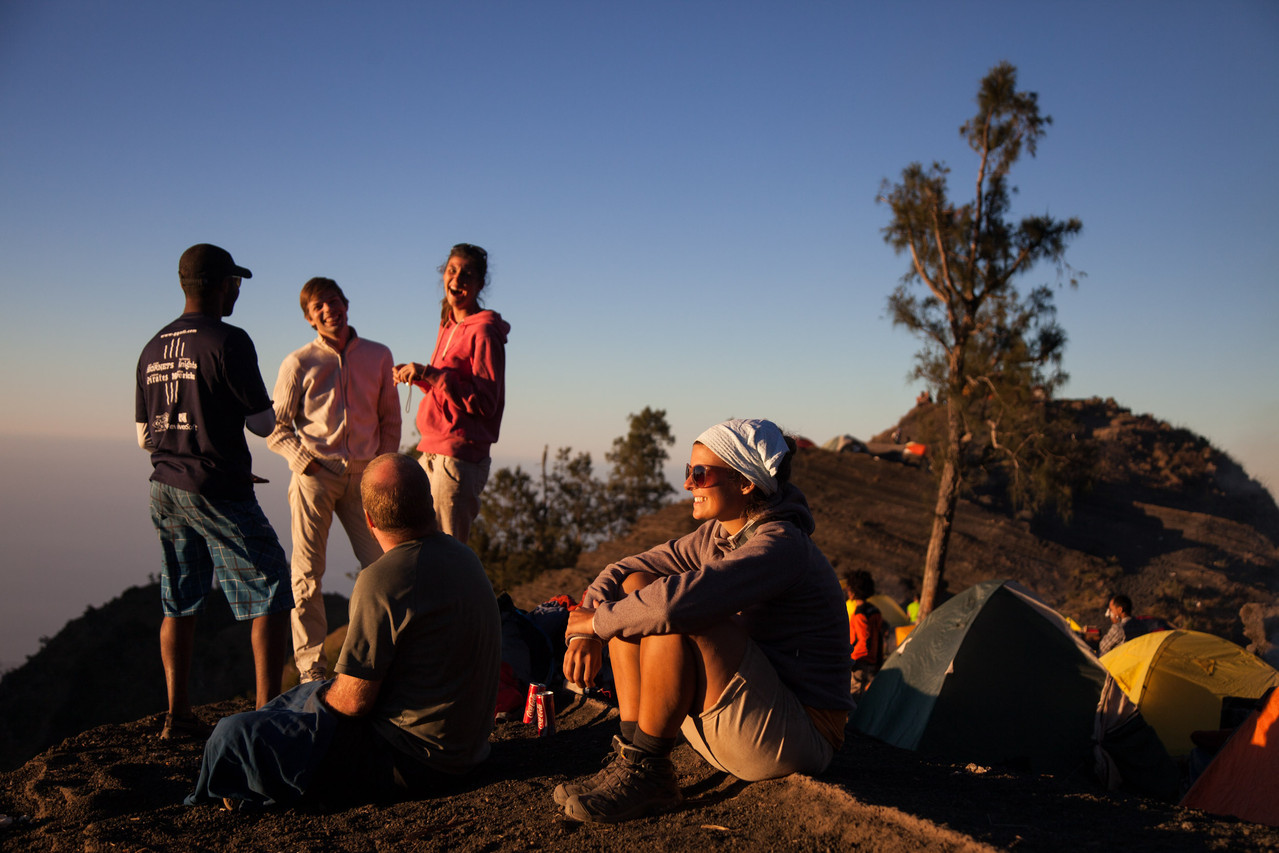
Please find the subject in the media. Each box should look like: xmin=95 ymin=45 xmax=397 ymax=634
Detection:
xmin=684 ymin=463 xmax=737 ymax=488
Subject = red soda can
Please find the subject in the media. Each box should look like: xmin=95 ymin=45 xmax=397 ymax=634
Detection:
xmin=535 ymin=689 xmax=556 ymax=736
xmin=523 ymin=682 xmax=545 ymax=725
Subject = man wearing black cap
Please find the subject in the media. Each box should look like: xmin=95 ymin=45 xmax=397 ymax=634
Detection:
xmin=135 ymin=243 xmax=293 ymax=739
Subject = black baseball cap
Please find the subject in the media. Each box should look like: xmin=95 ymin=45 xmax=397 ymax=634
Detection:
xmin=179 ymin=243 xmax=253 ymax=284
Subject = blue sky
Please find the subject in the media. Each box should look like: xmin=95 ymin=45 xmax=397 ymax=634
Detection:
xmin=2 ymin=1 xmax=1277 ymax=668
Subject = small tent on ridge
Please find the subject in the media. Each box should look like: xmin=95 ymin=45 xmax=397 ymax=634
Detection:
xmin=1100 ymin=629 xmax=1279 ymax=758
xmin=868 ymin=594 xmax=915 ymax=651
xmin=853 ymin=579 xmax=1177 ymax=796
xmin=1179 ymin=687 xmax=1279 ymax=826
xmin=868 ymin=594 xmax=910 ymax=628
xmin=852 ymin=579 xmax=1109 ymax=774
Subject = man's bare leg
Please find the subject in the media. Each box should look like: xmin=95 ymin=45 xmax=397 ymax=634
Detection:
xmin=252 ymin=611 xmax=290 ymax=708
xmin=161 ymin=615 xmax=197 ymax=717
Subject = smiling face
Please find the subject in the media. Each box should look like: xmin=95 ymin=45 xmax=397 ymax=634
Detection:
xmin=305 ymin=289 xmax=350 ymax=344
xmin=686 ymin=442 xmax=754 ymax=534
xmin=443 ymin=253 xmax=483 ymax=320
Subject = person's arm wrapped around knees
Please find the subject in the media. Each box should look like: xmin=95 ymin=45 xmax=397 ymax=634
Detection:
xmin=562 ymin=609 xmax=605 ymax=688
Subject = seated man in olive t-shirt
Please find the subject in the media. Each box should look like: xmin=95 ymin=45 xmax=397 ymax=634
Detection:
xmin=187 ymin=453 xmax=501 ymax=808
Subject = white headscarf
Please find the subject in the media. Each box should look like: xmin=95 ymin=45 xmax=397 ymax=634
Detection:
xmin=695 ymin=418 xmax=789 ymax=496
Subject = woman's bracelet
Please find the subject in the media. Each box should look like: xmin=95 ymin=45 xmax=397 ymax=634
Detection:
xmin=566 ymin=633 xmax=602 ymax=644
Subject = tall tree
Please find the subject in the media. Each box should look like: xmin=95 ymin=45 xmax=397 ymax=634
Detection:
xmin=470 ymin=464 xmax=543 ymax=590
xmin=471 ymin=446 xmax=608 ymax=590
xmin=605 ymin=406 xmax=676 ymax=530
xmin=471 ymin=409 xmax=675 ymax=590
xmin=880 ymin=61 xmax=1082 ymax=617
xmin=546 ymin=446 xmax=608 ymax=558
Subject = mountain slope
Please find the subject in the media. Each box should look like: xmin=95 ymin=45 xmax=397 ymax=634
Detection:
xmin=3 ymin=398 xmax=1276 ymax=776
xmin=516 ymin=398 xmax=1279 ymax=654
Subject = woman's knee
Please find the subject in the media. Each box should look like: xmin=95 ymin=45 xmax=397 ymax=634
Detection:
xmin=621 ymin=571 xmax=660 ymax=594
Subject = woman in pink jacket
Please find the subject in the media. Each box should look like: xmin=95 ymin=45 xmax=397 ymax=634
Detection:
xmin=394 ymin=243 xmax=510 ymax=544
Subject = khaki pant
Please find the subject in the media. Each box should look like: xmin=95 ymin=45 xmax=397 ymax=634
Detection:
xmin=680 ymin=641 xmax=834 ymax=782
xmin=418 ymin=453 xmax=490 ymax=544
xmin=289 ymin=467 xmax=383 ymax=675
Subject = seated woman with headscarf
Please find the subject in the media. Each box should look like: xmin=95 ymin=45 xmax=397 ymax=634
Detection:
xmin=556 ymin=418 xmax=852 ymax=823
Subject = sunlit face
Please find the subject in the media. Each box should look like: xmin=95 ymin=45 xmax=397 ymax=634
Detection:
xmin=686 ymin=443 xmax=753 ymax=534
xmin=442 ymin=254 xmax=482 ymax=320
xmin=306 ymin=290 xmax=349 ymax=342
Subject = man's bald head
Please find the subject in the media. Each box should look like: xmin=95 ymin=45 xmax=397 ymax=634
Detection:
xmin=362 ymin=453 xmax=437 ymax=541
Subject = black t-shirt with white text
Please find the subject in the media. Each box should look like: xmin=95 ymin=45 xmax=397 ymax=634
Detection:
xmin=136 ymin=313 xmax=271 ymax=500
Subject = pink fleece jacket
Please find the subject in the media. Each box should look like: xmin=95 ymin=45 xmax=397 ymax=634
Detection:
xmin=412 ymin=310 xmax=510 ymax=463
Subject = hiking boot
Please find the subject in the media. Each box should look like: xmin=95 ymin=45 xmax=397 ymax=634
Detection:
xmin=553 ymin=735 xmax=629 ymax=806
xmin=299 ymin=664 xmax=328 ymax=684
xmin=561 ymin=743 xmax=681 ymax=823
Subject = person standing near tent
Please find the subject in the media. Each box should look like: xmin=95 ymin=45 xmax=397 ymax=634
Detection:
xmin=845 ymin=570 xmax=885 ymax=695
xmin=1100 ymin=593 xmax=1154 ymax=655
xmin=903 ymin=579 xmax=921 ymax=623
xmin=556 ymin=418 xmax=852 ymax=823
xmin=393 ymin=243 xmax=509 ymax=545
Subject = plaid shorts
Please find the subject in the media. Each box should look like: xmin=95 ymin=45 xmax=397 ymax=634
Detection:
xmin=150 ymin=481 xmax=293 ymax=620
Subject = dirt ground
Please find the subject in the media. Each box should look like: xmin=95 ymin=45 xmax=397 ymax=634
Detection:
xmin=4 ymin=690 xmax=1277 ymax=853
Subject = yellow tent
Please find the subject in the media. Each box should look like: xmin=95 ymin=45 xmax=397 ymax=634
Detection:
xmin=866 ymin=595 xmax=913 ymax=651
xmin=868 ymin=594 xmax=911 ymax=628
xmin=1100 ymin=629 xmax=1279 ymax=758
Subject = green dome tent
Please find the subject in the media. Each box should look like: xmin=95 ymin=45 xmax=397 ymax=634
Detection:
xmin=852 ymin=579 xmax=1109 ymax=774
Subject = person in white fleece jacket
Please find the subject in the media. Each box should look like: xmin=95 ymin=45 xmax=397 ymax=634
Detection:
xmin=555 ymin=418 xmax=852 ymax=824
xmin=268 ymin=277 xmax=401 ymax=684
